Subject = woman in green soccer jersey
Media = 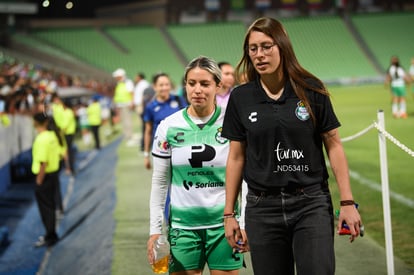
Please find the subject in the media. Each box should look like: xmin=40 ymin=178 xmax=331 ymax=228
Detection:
xmin=147 ymin=56 xmax=245 ymax=275
xmin=385 ymin=56 xmax=411 ymax=118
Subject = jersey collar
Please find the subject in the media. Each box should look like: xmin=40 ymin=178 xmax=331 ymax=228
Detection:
xmin=182 ymin=105 xmax=221 ymax=131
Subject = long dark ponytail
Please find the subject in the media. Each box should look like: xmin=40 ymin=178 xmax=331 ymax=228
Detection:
xmin=34 ymin=112 xmax=64 ymax=147
xmin=47 ymin=117 xmax=64 ymax=147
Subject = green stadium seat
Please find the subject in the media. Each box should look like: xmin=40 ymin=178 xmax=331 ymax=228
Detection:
xmin=20 ymin=14 xmax=411 ymax=85
xmin=281 ymin=16 xmax=379 ymax=81
xmin=351 ymin=12 xmax=414 ymax=71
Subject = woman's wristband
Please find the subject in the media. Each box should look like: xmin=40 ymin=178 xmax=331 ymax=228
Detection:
xmin=144 ymin=152 xmax=149 ymax=158
xmin=340 ymin=200 xmax=355 ymax=206
xmin=223 ymin=212 xmax=236 ymax=219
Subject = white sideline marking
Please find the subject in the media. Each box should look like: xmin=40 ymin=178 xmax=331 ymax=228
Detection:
xmin=349 ymin=169 xmax=414 ymax=209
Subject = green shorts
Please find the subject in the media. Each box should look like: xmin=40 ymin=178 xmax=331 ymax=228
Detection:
xmin=391 ymin=86 xmax=406 ymax=97
xmin=168 ymin=227 xmax=244 ymax=272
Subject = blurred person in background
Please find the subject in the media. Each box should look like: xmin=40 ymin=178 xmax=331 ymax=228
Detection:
xmin=174 ymin=76 xmax=187 ymax=101
xmin=133 ymin=72 xmax=150 ymax=151
xmin=61 ymin=101 xmax=77 ymax=175
xmin=143 ymin=73 xmax=187 ymax=169
xmin=75 ymin=102 xmax=92 ymax=146
xmin=0 ymin=94 xmax=10 ymax=127
xmin=140 ymin=84 xmax=156 ymax=152
xmin=47 ymin=117 xmax=70 ymax=217
xmin=385 ymin=55 xmax=411 ymax=119
xmin=51 ymin=93 xmax=65 ymax=128
xmin=48 ymin=94 xmax=69 ymax=214
xmin=409 ymin=57 xmax=414 ymax=100
xmin=216 ymin=62 xmax=235 ymax=108
xmin=98 ymin=94 xmax=113 ymax=138
xmin=133 ymin=72 xmax=150 ymax=115
xmin=87 ymin=96 xmax=102 ymax=150
xmin=112 ymin=68 xmax=134 ymax=145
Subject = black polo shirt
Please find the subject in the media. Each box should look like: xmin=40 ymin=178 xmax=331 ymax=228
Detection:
xmin=222 ymin=78 xmax=340 ymax=191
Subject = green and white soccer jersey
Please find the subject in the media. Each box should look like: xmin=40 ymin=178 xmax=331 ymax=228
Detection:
xmin=152 ymin=107 xmax=229 ymax=230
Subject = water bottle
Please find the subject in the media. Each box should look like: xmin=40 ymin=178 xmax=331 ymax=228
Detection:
xmin=152 ymin=235 xmax=170 ymax=274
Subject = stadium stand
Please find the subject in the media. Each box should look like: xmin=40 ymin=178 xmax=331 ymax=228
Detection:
xmin=26 ymin=26 xmax=186 ymax=86
xmin=167 ymin=21 xmax=246 ymax=67
xmin=351 ymin=12 xmax=414 ymax=72
xmin=6 ymin=34 xmax=111 ymax=81
xmin=30 ymin=27 xmax=122 ymax=72
xmin=11 ymin=33 xmax=82 ymax=64
xmin=104 ymin=25 xmax=185 ymax=86
xmin=8 ymin=12 xmax=412 ymax=86
xmin=280 ymin=16 xmax=380 ymax=82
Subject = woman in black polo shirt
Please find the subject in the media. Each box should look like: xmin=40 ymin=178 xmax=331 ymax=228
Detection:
xmin=222 ymin=17 xmax=362 ymax=275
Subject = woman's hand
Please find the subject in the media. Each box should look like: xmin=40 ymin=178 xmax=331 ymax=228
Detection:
xmin=144 ymin=156 xmax=152 ymax=170
xmin=238 ymin=229 xmax=250 ymax=252
xmin=224 ymin=217 xmax=249 ymax=252
xmin=65 ymin=167 xmax=72 ymax=176
xmin=147 ymin=234 xmax=161 ymax=264
xmin=337 ymin=205 xmax=363 ymax=242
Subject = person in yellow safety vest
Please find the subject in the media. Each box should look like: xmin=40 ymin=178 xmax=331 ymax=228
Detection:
xmin=87 ymin=97 xmax=102 ymax=150
xmin=61 ymin=101 xmax=77 ymax=174
xmin=112 ymin=68 xmax=134 ymax=145
xmin=0 ymin=96 xmax=10 ymax=127
xmin=49 ymin=93 xmax=70 ymax=214
xmin=0 ymin=113 xmax=10 ymax=127
xmin=32 ymin=112 xmax=61 ymax=247
xmin=50 ymin=93 xmax=65 ymax=131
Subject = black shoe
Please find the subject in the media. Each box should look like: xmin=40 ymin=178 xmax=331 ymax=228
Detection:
xmin=34 ymin=236 xmax=58 ymax=247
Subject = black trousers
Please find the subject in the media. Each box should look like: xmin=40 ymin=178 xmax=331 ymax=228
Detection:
xmin=35 ymin=172 xmax=59 ymax=241
xmin=56 ymin=160 xmax=65 ymax=212
xmin=90 ymin=125 xmax=100 ymax=149
xmin=65 ymin=134 xmax=75 ymax=172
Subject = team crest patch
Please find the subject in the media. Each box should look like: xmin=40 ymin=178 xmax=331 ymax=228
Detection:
xmin=215 ymin=127 xmax=228 ymax=144
xmin=295 ymin=101 xmax=310 ymax=121
xmin=157 ymin=140 xmax=170 ymax=151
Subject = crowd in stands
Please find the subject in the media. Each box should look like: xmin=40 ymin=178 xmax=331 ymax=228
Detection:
xmin=0 ymin=58 xmax=117 ymax=188
xmin=0 ymin=59 xmax=115 ymax=119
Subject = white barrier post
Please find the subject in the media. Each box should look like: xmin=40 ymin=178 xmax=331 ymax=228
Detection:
xmin=377 ymin=110 xmax=395 ymax=275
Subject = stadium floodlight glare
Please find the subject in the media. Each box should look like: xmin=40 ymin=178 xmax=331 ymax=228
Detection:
xmin=66 ymin=1 xmax=74 ymax=9
xmin=42 ymin=0 xmax=50 ymax=8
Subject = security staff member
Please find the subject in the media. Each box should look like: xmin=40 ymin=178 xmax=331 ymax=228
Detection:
xmin=32 ymin=112 xmax=61 ymax=247
xmin=87 ymin=97 xmax=102 ymax=150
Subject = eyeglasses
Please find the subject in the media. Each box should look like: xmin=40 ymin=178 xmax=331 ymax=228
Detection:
xmin=247 ymin=43 xmax=276 ymax=56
